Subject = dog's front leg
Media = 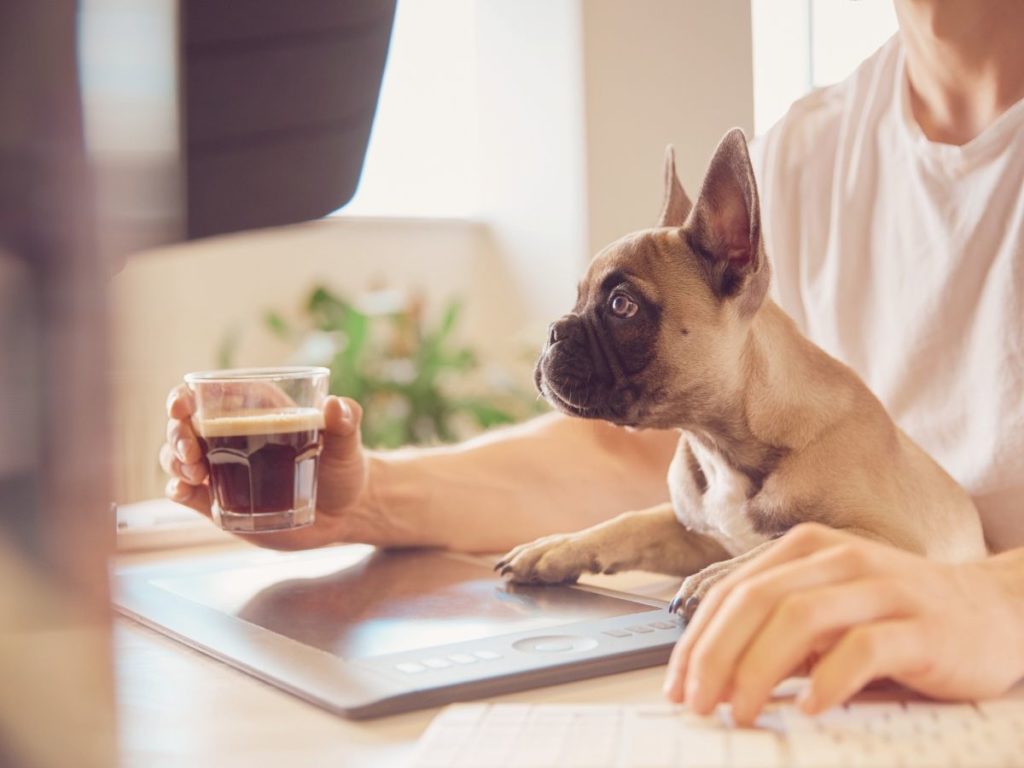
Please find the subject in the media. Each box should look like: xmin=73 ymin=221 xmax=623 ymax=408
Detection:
xmin=496 ymin=503 xmax=730 ymax=584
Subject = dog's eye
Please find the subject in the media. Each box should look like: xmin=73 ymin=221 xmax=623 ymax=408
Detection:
xmin=609 ymin=294 xmax=638 ymax=318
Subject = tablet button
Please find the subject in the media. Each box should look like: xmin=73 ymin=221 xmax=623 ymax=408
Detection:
xmin=448 ymin=653 xmax=478 ymax=664
xmin=602 ymin=629 xmax=631 ymax=638
xmin=395 ymin=662 xmax=426 ymax=674
xmin=422 ymin=657 xmax=452 ymax=669
xmin=473 ymin=650 xmax=501 ymax=660
xmin=626 ymin=625 xmax=654 ymax=634
xmin=512 ymin=635 xmax=599 ymax=654
xmin=649 ymin=621 xmax=677 ymax=630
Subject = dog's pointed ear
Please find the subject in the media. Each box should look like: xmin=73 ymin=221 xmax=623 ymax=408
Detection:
xmin=684 ymin=128 xmax=768 ymax=313
xmin=657 ymin=146 xmax=693 ymax=227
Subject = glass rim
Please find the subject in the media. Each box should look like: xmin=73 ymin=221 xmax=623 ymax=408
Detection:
xmin=184 ymin=366 xmax=329 ymax=385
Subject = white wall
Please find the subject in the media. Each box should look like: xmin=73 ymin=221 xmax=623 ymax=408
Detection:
xmin=475 ymin=0 xmax=589 ymax=323
xmin=112 ymin=1 xmax=756 ymax=503
xmin=581 ymin=0 xmax=754 ymax=253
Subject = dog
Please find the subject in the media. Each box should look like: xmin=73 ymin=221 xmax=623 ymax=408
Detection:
xmin=495 ymin=129 xmax=987 ymax=617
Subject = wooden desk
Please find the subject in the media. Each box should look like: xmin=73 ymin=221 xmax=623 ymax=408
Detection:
xmin=114 ymin=544 xmax=680 ymax=768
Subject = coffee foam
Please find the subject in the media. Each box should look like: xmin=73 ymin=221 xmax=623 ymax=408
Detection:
xmin=194 ymin=408 xmax=325 ymax=438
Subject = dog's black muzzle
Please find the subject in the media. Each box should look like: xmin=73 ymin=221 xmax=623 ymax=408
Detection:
xmin=535 ymin=313 xmax=632 ymax=420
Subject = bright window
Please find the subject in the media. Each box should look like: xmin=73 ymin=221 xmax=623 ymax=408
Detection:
xmin=334 ymin=0 xmax=480 ymax=219
xmin=752 ymin=0 xmax=898 ymax=135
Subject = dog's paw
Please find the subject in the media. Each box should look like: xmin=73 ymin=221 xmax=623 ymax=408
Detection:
xmin=494 ymin=534 xmax=596 ymax=584
xmin=668 ymin=560 xmax=738 ymax=621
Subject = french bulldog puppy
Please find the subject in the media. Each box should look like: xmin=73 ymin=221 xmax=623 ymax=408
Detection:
xmin=496 ymin=129 xmax=987 ymax=618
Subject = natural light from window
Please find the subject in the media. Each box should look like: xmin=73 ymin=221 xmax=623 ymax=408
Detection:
xmin=340 ymin=0 xmax=900 ymax=217
xmin=334 ymin=0 xmax=480 ymax=219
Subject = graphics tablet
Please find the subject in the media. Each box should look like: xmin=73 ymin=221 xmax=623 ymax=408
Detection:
xmin=113 ymin=546 xmax=683 ymax=719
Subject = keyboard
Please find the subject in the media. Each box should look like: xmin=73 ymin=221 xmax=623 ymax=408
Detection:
xmin=409 ymin=699 xmax=1024 ymax=767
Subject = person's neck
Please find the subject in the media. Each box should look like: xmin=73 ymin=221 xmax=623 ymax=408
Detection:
xmin=896 ymin=0 xmax=1024 ymax=145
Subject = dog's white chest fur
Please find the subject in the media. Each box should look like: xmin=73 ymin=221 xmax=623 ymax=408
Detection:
xmin=668 ymin=434 xmax=770 ymax=557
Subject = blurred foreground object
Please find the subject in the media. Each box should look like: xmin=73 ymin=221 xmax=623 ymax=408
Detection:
xmin=0 ymin=2 xmax=117 ymax=766
xmin=2 ymin=0 xmax=395 ymax=764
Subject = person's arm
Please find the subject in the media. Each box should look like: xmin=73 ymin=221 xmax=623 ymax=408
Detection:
xmin=663 ymin=523 xmax=1024 ymax=725
xmin=363 ymin=412 xmax=678 ymax=552
xmin=163 ymin=387 xmax=677 ymax=552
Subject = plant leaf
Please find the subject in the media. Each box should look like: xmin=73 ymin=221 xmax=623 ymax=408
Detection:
xmin=264 ymin=311 xmax=292 ymax=339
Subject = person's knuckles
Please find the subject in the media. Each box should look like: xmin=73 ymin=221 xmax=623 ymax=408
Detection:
xmin=165 ymin=417 xmax=199 ymax=458
xmin=159 ymin=443 xmax=179 ymax=476
xmin=827 ymin=541 xmax=875 ymax=575
xmin=785 ymin=522 xmax=836 ymax=553
xmin=182 ymin=462 xmax=206 ymax=483
xmin=165 ymin=478 xmax=188 ymax=500
xmin=776 ymin=591 xmax=824 ymax=629
xmin=725 ymin=575 xmax=778 ymax=616
xmin=179 ymin=435 xmax=202 ymax=463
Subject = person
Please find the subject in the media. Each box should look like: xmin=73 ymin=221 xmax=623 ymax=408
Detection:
xmin=162 ymin=0 xmax=1024 ymax=725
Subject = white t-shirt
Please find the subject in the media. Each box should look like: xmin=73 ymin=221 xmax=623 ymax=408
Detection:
xmin=751 ymin=36 xmax=1024 ymax=552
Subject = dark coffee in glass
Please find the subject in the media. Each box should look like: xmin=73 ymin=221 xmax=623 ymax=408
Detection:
xmin=196 ymin=409 xmax=324 ymax=525
xmin=185 ymin=368 xmax=329 ymax=533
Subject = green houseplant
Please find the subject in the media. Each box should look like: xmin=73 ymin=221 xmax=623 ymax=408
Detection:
xmin=249 ymin=284 xmax=542 ymax=449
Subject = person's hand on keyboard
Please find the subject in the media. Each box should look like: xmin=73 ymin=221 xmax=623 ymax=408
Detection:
xmin=663 ymin=523 xmax=1024 ymax=726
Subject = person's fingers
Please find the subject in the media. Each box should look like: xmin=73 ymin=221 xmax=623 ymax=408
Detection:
xmin=663 ymin=635 xmax=691 ymax=702
xmin=799 ymin=620 xmax=930 ymax=713
xmin=167 ymin=384 xmax=195 ymax=420
xmin=728 ymin=578 xmax=916 ymax=725
xmin=159 ymin=442 xmax=182 ymax=478
xmin=165 ymin=477 xmax=213 ymax=518
xmin=166 ymin=417 xmax=202 ymax=464
xmin=678 ymin=525 xmax=844 ymax=660
xmin=682 ymin=542 xmax=885 ymax=714
xmin=321 ymin=396 xmax=363 ymax=461
xmin=160 ymin=441 xmax=208 ymax=485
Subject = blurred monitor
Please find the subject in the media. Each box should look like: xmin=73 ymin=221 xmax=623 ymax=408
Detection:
xmin=0 ymin=1 xmax=395 ymax=766
xmin=181 ymin=0 xmax=396 ymax=239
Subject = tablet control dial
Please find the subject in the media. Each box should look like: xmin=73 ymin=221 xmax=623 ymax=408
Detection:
xmin=511 ymin=635 xmax=599 ymax=654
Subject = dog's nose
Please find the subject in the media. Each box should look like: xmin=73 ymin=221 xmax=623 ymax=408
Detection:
xmin=548 ymin=316 xmax=578 ymax=345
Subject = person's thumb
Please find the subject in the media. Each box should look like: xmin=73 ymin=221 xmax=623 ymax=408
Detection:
xmin=321 ymin=396 xmax=364 ymax=464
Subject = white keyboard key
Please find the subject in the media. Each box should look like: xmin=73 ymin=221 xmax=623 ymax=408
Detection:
xmin=727 ymin=729 xmax=783 ymax=768
xmin=515 ymin=727 xmax=566 ymax=768
xmin=623 ymin=708 xmax=687 ymax=768
xmin=678 ymin=730 xmax=728 ymax=768
xmin=515 ymin=750 xmax=561 ymax=768
xmin=787 ymin=732 xmax=846 ymax=768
